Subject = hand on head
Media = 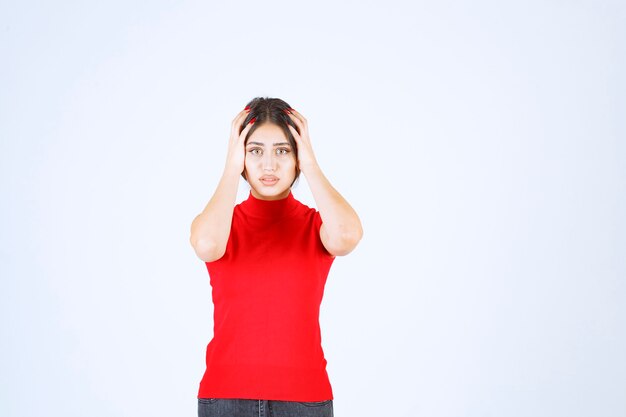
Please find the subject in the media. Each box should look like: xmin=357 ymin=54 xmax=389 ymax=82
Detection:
xmin=284 ymin=108 xmax=318 ymax=173
xmin=225 ymin=107 xmax=254 ymax=175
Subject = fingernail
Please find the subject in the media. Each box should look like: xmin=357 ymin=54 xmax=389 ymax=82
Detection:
xmin=249 ymin=117 xmax=256 ymax=124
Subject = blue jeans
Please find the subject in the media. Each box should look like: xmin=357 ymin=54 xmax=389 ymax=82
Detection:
xmin=197 ymin=398 xmax=334 ymax=417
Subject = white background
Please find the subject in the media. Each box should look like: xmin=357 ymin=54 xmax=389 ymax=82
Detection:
xmin=1 ymin=1 xmax=624 ymax=416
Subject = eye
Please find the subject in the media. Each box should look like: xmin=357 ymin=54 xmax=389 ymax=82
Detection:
xmin=248 ymin=148 xmax=262 ymax=156
xmin=275 ymin=148 xmax=290 ymax=156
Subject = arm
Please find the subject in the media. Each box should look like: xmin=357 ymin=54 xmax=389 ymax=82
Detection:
xmin=189 ymin=170 xmax=240 ymax=262
xmin=190 ymin=108 xmax=255 ymax=262
xmin=286 ymin=109 xmax=363 ymax=256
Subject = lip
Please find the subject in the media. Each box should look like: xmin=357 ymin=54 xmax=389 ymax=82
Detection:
xmin=259 ymin=175 xmax=279 ymax=186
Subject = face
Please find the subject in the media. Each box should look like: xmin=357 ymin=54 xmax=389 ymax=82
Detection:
xmin=244 ymin=122 xmax=297 ymax=200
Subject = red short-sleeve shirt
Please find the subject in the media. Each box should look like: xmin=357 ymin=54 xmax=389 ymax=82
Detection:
xmin=198 ymin=192 xmax=335 ymax=401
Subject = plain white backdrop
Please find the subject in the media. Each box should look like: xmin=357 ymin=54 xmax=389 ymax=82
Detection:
xmin=1 ymin=1 xmax=624 ymax=416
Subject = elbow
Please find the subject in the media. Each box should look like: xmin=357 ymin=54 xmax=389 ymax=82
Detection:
xmin=190 ymin=236 xmax=225 ymax=262
xmin=342 ymin=227 xmax=364 ymax=255
xmin=327 ymin=226 xmax=363 ymax=257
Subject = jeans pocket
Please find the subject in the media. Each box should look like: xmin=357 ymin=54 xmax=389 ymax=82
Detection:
xmin=298 ymin=399 xmax=332 ymax=407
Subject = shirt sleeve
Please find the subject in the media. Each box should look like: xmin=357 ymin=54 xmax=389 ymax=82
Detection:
xmin=313 ymin=210 xmax=336 ymax=259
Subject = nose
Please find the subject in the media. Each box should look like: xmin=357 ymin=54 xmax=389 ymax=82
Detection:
xmin=263 ymin=151 xmax=276 ymax=171
xmin=263 ymin=152 xmax=276 ymax=171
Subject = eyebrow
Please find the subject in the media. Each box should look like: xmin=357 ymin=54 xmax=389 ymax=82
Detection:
xmin=247 ymin=141 xmax=291 ymax=147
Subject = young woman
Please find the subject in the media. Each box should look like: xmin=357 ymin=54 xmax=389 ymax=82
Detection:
xmin=189 ymin=97 xmax=363 ymax=417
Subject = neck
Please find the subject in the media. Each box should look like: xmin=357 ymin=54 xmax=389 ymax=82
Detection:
xmin=250 ymin=188 xmax=291 ymax=201
xmin=241 ymin=191 xmax=299 ymax=219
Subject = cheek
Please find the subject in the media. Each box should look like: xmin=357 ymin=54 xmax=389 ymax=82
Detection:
xmin=243 ymin=156 xmax=253 ymax=177
xmin=244 ymin=155 xmax=254 ymax=170
xmin=285 ymin=156 xmax=297 ymax=171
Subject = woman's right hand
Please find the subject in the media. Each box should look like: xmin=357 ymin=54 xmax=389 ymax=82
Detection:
xmin=224 ymin=108 xmax=255 ymax=175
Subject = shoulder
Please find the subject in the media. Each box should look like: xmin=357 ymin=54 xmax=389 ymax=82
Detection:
xmin=293 ymin=199 xmax=335 ymax=258
xmin=291 ymin=198 xmax=319 ymax=221
xmin=232 ymin=200 xmax=250 ymax=219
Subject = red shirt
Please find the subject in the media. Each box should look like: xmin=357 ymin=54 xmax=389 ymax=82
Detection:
xmin=198 ymin=192 xmax=335 ymax=401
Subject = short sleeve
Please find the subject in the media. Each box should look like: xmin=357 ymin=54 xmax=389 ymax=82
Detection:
xmin=313 ymin=210 xmax=335 ymax=259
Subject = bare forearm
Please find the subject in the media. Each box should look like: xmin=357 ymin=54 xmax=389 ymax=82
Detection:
xmin=282 ymin=108 xmax=362 ymax=255
xmin=190 ymin=169 xmax=240 ymax=261
xmin=303 ymin=164 xmax=363 ymax=255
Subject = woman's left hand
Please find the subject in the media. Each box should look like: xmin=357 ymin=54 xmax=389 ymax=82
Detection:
xmin=285 ymin=108 xmax=319 ymax=173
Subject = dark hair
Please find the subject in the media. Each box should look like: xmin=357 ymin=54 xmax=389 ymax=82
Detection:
xmin=239 ymin=97 xmax=301 ymax=185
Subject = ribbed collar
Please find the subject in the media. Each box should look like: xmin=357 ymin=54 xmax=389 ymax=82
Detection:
xmin=239 ymin=191 xmax=300 ymax=219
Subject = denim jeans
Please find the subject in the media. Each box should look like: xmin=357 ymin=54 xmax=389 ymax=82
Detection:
xmin=198 ymin=398 xmax=334 ymax=417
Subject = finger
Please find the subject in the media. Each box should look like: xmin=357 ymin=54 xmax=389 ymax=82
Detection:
xmin=287 ymin=108 xmax=307 ymax=125
xmin=286 ymin=123 xmax=301 ymax=142
xmin=232 ymin=112 xmax=255 ymax=140
xmin=231 ymin=109 xmax=248 ymax=126
xmin=288 ymin=119 xmax=309 ymax=143
xmin=237 ymin=117 xmax=256 ymax=143
xmin=286 ymin=112 xmax=307 ymax=134
xmin=231 ymin=107 xmax=252 ymax=130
